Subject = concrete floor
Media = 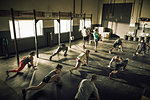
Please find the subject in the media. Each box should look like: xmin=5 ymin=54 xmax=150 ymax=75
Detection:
xmin=0 ymin=39 xmax=150 ymax=100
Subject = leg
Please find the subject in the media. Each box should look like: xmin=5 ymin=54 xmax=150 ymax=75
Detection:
xmin=64 ymin=47 xmax=68 ymax=56
xmin=24 ymin=82 xmax=46 ymax=92
xmin=49 ymin=48 xmax=61 ymax=60
xmin=70 ymin=61 xmax=81 ymax=73
xmin=8 ymin=63 xmax=25 ymax=73
xmin=109 ymin=47 xmax=114 ymax=54
xmin=95 ymin=39 xmax=98 ymax=52
xmin=119 ymin=45 xmax=123 ymax=52
xmin=83 ymin=37 xmax=86 ymax=49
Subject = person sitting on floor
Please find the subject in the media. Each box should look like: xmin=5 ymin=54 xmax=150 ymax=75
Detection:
xmin=109 ymin=38 xmax=123 ymax=54
xmin=109 ymin=58 xmax=129 ymax=78
xmin=133 ymin=39 xmax=150 ymax=56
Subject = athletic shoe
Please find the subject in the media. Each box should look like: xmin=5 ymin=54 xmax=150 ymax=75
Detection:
xmin=6 ymin=71 xmax=9 ymax=76
xmin=28 ymin=64 xmax=32 ymax=68
xmin=64 ymin=54 xmax=67 ymax=56
xmin=95 ymin=50 xmax=98 ymax=52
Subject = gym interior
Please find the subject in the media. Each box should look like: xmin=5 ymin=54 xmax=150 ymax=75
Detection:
xmin=0 ymin=0 xmax=150 ymax=100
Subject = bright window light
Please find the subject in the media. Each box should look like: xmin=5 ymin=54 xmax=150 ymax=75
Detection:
xmin=9 ymin=20 xmax=43 ymax=39
xmin=54 ymin=20 xmax=73 ymax=34
xmin=79 ymin=19 xmax=91 ymax=30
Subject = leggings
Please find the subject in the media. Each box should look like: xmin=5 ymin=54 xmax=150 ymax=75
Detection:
xmin=8 ymin=62 xmax=26 ymax=72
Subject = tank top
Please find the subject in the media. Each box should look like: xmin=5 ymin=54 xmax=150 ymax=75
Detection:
xmin=21 ymin=57 xmax=31 ymax=65
xmin=45 ymin=70 xmax=57 ymax=78
xmin=139 ymin=42 xmax=146 ymax=50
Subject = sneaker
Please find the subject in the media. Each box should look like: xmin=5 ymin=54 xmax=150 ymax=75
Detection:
xmin=28 ymin=64 xmax=32 ymax=68
xmin=6 ymin=71 xmax=9 ymax=76
xmin=69 ymin=70 xmax=73 ymax=74
xmin=49 ymin=56 xmax=52 ymax=61
xmin=107 ymin=65 xmax=111 ymax=68
xmin=82 ymin=64 xmax=87 ymax=66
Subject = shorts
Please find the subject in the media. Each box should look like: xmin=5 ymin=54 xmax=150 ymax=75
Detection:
xmin=137 ymin=49 xmax=145 ymax=54
xmin=76 ymin=58 xmax=81 ymax=63
xmin=113 ymin=43 xmax=120 ymax=48
xmin=83 ymin=36 xmax=89 ymax=41
xmin=115 ymin=64 xmax=122 ymax=71
xmin=42 ymin=76 xmax=51 ymax=83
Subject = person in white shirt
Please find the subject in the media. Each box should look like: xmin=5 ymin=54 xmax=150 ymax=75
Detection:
xmin=70 ymin=50 xmax=90 ymax=73
xmin=74 ymin=74 xmax=100 ymax=100
xmin=82 ymin=27 xmax=88 ymax=49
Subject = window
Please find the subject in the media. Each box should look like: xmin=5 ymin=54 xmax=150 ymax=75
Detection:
xmin=54 ymin=20 xmax=73 ymax=34
xmin=9 ymin=20 xmax=43 ymax=39
xmin=79 ymin=19 xmax=91 ymax=30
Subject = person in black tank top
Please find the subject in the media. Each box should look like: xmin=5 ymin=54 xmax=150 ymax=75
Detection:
xmin=134 ymin=39 xmax=150 ymax=56
xmin=6 ymin=51 xmax=36 ymax=76
xmin=49 ymin=43 xmax=68 ymax=61
xmin=22 ymin=64 xmax=63 ymax=96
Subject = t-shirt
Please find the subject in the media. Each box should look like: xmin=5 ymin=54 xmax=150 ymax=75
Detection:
xmin=77 ymin=53 xmax=86 ymax=62
xmin=75 ymin=79 xmax=98 ymax=100
xmin=21 ymin=57 xmax=31 ymax=65
xmin=82 ymin=29 xmax=87 ymax=37
xmin=93 ymin=32 xmax=99 ymax=40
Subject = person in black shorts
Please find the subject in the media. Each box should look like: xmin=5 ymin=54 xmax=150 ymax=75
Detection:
xmin=22 ymin=64 xmax=63 ymax=95
xmin=109 ymin=58 xmax=129 ymax=78
xmin=49 ymin=43 xmax=68 ymax=60
xmin=109 ymin=38 xmax=123 ymax=54
xmin=133 ymin=39 xmax=150 ymax=56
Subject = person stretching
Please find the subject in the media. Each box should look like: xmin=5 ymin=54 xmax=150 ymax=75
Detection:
xmin=70 ymin=50 xmax=90 ymax=73
xmin=22 ymin=64 xmax=63 ymax=96
xmin=6 ymin=51 xmax=36 ymax=76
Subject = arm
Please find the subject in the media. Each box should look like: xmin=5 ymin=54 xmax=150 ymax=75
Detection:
xmin=30 ymin=57 xmax=36 ymax=67
xmin=109 ymin=57 xmax=114 ymax=67
xmin=86 ymin=54 xmax=89 ymax=66
xmin=135 ymin=44 xmax=140 ymax=53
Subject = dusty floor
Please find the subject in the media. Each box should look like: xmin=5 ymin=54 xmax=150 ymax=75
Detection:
xmin=0 ymin=38 xmax=150 ymax=100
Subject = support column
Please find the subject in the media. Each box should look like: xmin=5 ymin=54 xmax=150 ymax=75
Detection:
xmin=11 ymin=8 xmax=20 ymax=66
xmin=33 ymin=9 xmax=39 ymax=58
